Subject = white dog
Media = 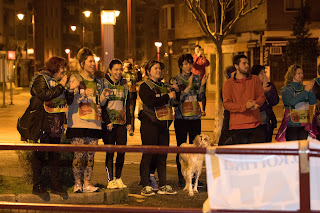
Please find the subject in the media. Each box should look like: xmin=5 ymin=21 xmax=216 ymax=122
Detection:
xmin=179 ymin=134 xmax=212 ymax=196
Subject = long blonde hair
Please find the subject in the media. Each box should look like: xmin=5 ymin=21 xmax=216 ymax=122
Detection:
xmin=284 ymin=64 xmax=302 ymax=85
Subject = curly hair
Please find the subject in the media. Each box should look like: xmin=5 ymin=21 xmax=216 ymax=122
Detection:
xmin=284 ymin=64 xmax=302 ymax=85
xmin=45 ymin=56 xmax=67 ymax=75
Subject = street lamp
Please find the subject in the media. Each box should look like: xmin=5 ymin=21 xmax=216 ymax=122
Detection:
xmin=101 ymin=10 xmax=120 ymax=68
xmin=155 ymin=42 xmax=162 ymax=61
xmin=65 ymin=49 xmax=70 ymax=66
xmin=17 ymin=13 xmax=24 ymax=21
xmin=70 ymin=25 xmax=76 ymax=31
xmin=94 ymin=55 xmax=100 ymax=71
xmin=82 ymin=10 xmax=92 ymax=46
xmin=17 ymin=12 xmax=36 ymax=73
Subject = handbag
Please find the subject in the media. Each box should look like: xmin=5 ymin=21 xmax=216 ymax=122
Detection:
xmin=17 ymin=97 xmax=44 ymax=142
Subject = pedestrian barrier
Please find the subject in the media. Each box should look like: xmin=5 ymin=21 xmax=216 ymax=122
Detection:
xmin=0 ymin=140 xmax=319 ymax=212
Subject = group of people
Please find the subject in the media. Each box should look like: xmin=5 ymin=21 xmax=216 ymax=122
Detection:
xmin=219 ymin=54 xmax=319 ymax=146
xmin=27 ymin=46 xmax=210 ymax=198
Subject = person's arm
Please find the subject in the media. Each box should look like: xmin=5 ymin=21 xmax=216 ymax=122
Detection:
xmin=194 ymin=55 xmax=210 ymax=67
xmin=281 ymin=87 xmax=309 ymax=106
xmin=32 ymin=75 xmax=65 ymax=101
xmin=308 ymin=90 xmax=317 ymax=105
xmin=125 ymin=91 xmax=131 ymax=125
xmin=139 ymin=83 xmax=170 ymax=108
xmin=254 ymin=78 xmax=266 ymax=107
xmin=222 ymin=80 xmax=247 ymax=112
xmin=265 ymin=83 xmax=279 ymax=107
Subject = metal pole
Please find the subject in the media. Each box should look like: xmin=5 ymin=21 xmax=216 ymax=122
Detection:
xmin=1 ymin=56 xmax=6 ymax=108
xmin=32 ymin=12 xmax=36 ymax=74
xmin=10 ymin=76 xmax=13 ymax=105
xmin=83 ymin=26 xmax=85 ymax=46
xmin=157 ymin=46 xmax=160 ymax=61
xmin=127 ymin=0 xmax=132 ymax=59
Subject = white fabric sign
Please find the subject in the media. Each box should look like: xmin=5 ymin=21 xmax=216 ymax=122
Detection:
xmin=205 ymin=140 xmax=320 ymax=211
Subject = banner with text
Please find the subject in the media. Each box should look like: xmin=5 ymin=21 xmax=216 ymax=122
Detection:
xmin=206 ymin=140 xmax=320 ymax=211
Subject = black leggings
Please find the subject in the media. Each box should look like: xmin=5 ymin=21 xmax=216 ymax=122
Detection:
xmin=285 ymin=126 xmax=308 ymax=141
xmin=140 ymin=116 xmax=169 ymax=187
xmin=102 ymin=124 xmax=127 ymax=181
xmin=32 ymin=133 xmax=60 ymax=188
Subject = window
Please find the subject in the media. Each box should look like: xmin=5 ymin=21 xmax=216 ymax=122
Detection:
xmin=162 ymin=4 xmax=175 ymax=30
xmin=285 ymin=0 xmax=303 ymax=11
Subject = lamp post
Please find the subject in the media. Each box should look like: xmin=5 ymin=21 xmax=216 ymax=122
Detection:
xmin=82 ymin=10 xmax=91 ymax=46
xmin=70 ymin=25 xmax=77 ymax=32
xmin=155 ymin=42 xmax=162 ymax=61
xmin=94 ymin=56 xmax=100 ymax=71
xmin=65 ymin=49 xmax=70 ymax=66
xmin=100 ymin=10 xmax=120 ymax=69
xmin=17 ymin=11 xmax=36 ymax=74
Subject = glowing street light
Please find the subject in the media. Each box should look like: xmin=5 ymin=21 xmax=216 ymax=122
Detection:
xmin=70 ymin=25 xmax=76 ymax=31
xmin=83 ymin=10 xmax=92 ymax=18
xmin=155 ymin=42 xmax=162 ymax=61
xmin=94 ymin=55 xmax=100 ymax=71
xmin=17 ymin=12 xmax=36 ymax=73
xmin=17 ymin=13 xmax=24 ymax=20
xmin=65 ymin=49 xmax=70 ymax=66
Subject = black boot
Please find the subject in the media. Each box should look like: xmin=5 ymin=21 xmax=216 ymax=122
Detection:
xmin=32 ymin=185 xmax=50 ymax=201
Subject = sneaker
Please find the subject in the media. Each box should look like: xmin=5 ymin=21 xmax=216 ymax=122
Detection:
xmin=149 ymin=175 xmax=158 ymax=191
xmin=157 ymin=185 xmax=177 ymax=195
xmin=73 ymin=183 xmax=82 ymax=193
xmin=201 ymin=111 xmax=206 ymax=116
xmin=83 ymin=184 xmax=99 ymax=193
xmin=129 ymin=131 xmax=134 ymax=136
xmin=141 ymin=186 xmax=155 ymax=196
xmin=107 ymin=178 xmax=119 ymax=189
xmin=116 ymin=178 xmax=127 ymax=189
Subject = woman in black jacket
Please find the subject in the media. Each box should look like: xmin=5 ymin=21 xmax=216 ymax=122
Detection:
xmin=138 ymin=60 xmax=177 ymax=196
xmin=30 ymin=56 xmax=78 ymax=198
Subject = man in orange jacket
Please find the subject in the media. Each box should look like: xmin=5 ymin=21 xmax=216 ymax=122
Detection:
xmin=222 ymin=54 xmax=266 ymax=144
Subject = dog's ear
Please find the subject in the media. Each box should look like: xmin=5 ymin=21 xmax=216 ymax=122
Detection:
xmin=193 ymin=135 xmax=201 ymax=147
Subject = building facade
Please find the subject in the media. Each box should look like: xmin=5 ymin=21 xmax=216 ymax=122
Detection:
xmin=158 ymin=0 xmax=320 ymax=90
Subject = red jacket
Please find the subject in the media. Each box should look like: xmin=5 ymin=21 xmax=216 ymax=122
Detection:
xmin=192 ymin=54 xmax=210 ymax=80
xmin=222 ymin=74 xmax=266 ymax=130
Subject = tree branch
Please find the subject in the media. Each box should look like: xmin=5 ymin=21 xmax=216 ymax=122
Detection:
xmin=223 ymin=0 xmax=265 ymax=36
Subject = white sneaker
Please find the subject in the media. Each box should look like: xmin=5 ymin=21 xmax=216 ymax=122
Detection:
xmin=116 ymin=178 xmax=127 ymax=189
xmin=73 ymin=183 xmax=82 ymax=193
xmin=107 ymin=178 xmax=119 ymax=189
xmin=83 ymin=184 xmax=99 ymax=193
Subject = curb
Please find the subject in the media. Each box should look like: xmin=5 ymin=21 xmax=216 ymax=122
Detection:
xmin=0 ymin=188 xmax=128 ymax=205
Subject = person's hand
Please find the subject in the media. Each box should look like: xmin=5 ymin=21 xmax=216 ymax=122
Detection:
xmin=85 ymin=88 xmax=94 ymax=97
xmin=305 ymin=79 xmax=315 ymax=91
xmin=188 ymin=73 xmax=194 ymax=88
xmin=102 ymin=88 xmax=113 ymax=97
xmin=250 ymin=101 xmax=259 ymax=110
xmin=69 ymin=77 xmax=80 ymax=90
xmin=60 ymin=75 xmax=68 ymax=87
xmin=107 ymin=123 xmax=113 ymax=131
xmin=263 ymin=83 xmax=271 ymax=92
xmin=201 ymin=73 xmax=209 ymax=86
xmin=168 ymin=91 xmax=176 ymax=99
xmin=126 ymin=124 xmax=132 ymax=132
xmin=171 ymin=84 xmax=179 ymax=92
xmin=246 ymin=100 xmax=254 ymax=109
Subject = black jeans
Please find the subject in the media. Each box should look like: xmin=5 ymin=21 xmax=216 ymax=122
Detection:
xmin=102 ymin=124 xmax=127 ymax=181
xmin=140 ymin=116 xmax=169 ymax=187
xmin=31 ymin=133 xmax=61 ymax=189
xmin=286 ymin=126 xmax=308 ymax=141
xmin=231 ymin=125 xmax=266 ymax=144
xmin=202 ymin=83 xmax=207 ymax=111
xmin=174 ymin=119 xmax=201 ymax=181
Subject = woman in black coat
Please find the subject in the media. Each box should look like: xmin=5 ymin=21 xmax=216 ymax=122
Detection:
xmin=29 ymin=56 xmax=78 ymax=198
